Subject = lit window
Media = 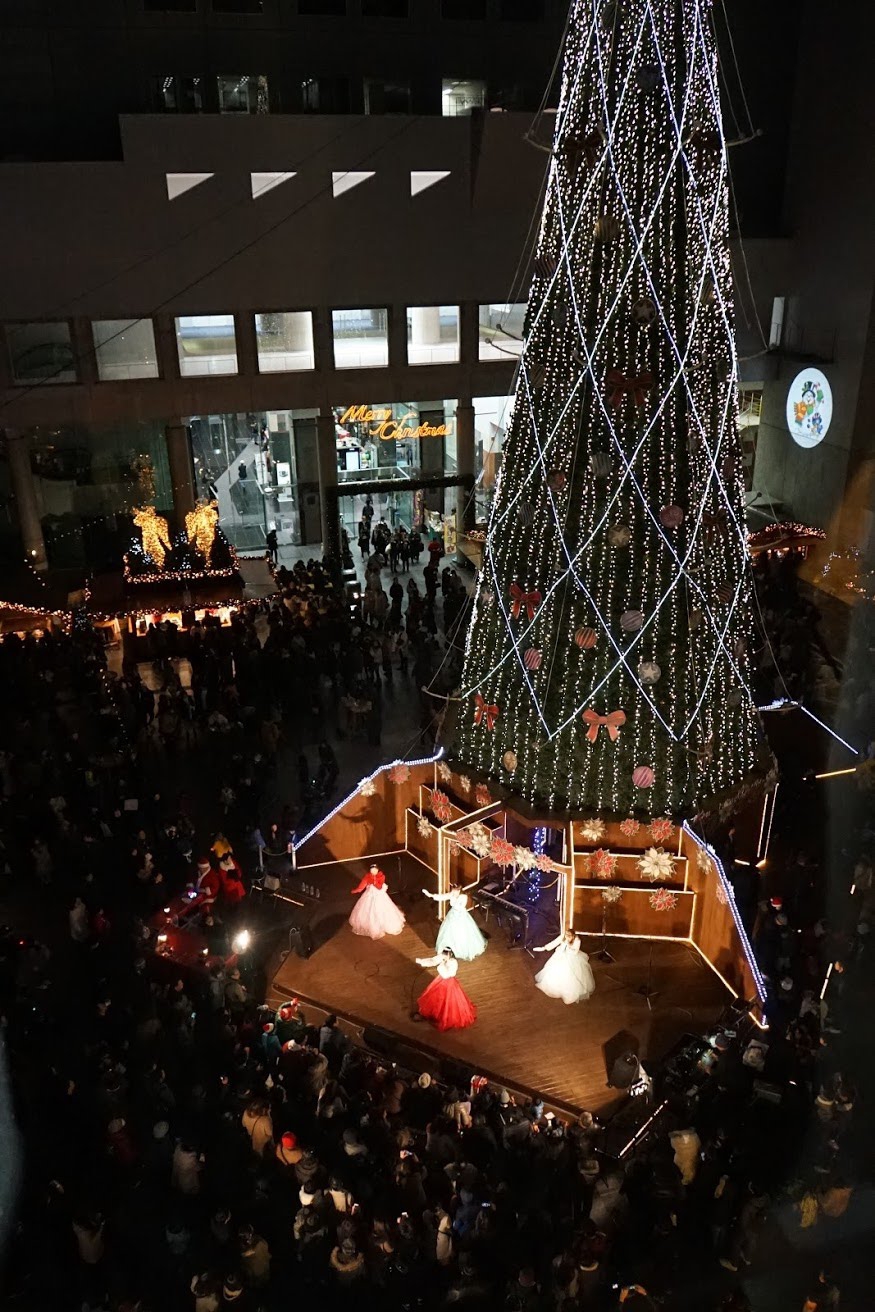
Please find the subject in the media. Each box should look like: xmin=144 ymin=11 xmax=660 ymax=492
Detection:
xmin=331 ymin=309 xmax=389 ymax=370
xmin=175 ymin=315 xmax=238 ymax=377
xmin=255 ymin=313 xmax=315 ymax=373
xmin=442 ymin=79 xmax=486 ymax=117
xmin=407 ymin=306 xmax=460 ymax=365
xmin=478 ymin=303 xmax=526 ymax=360
xmin=92 ymin=320 xmax=160 ymax=381
xmin=6 ymin=322 xmax=77 ymax=385
xmin=217 ymin=74 xmax=269 ymax=114
xmin=363 ymin=78 xmax=411 ymax=114
xmin=150 ymin=76 xmax=202 ymax=112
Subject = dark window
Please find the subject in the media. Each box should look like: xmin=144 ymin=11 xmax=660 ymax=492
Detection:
xmin=144 ymin=0 xmax=197 ymax=11
xmin=363 ymin=78 xmax=411 ymax=114
xmin=212 ymin=0 xmax=264 ymax=10
xmin=149 ymin=75 xmax=203 ymax=111
xmin=500 ymin=0 xmax=545 ymax=18
xmin=298 ymin=0 xmax=346 ymax=12
xmin=442 ymin=0 xmax=486 ymax=16
xmin=300 ymin=76 xmax=350 ymax=113
xmin=361 ymin=0 xmax=408 ymax=17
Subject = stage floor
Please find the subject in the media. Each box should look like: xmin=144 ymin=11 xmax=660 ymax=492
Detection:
xmin=268 ymin=856 xmax=730 ymax=1115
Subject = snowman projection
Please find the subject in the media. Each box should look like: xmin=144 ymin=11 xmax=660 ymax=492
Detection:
xmin=786 ymin=369 xmax=832 ymax=449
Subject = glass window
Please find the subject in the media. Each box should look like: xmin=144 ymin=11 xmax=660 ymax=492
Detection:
xmin=406 ymin=306 xmax=460 ymax=365
xmin=442 ymin=79 xmax=487 ymax=117
xmin=478 ymin=302 xmax=527 ymax=360
xmin=500 ymin=0 xmax=545 ymax=17
xmin=361 ymin=0 xmax=408 ymax=15
xmin=298 ymin=0 xmax=346 ymax=13
xmin=149 ymin=76 xmax=203 ymax=112
xmin=331 ymin=309 xmax=389 ymax=370
xmin=217 ymin=74 xmax=269 ymax=114
xmin=175 ymin=315 xmax=238 ymax=376
xmin=300 ymin=75 xmax=350 ymax=112
xmin=7 ymin=322 xmax=77 ymax=385
xmin=442 ymin=0 xmax=486 ymax=14
xmin=92 ymin=319 xmax=160 ymax=381
xmin=212 ymin=0 xmax=263 ymax=10
xmin=255 ymin=312 xmax=315 ymax=373
xmin=363 ymin=78 xmax=411 ymax=114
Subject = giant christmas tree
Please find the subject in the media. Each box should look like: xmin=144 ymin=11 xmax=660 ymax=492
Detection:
xmin=452 ymin=0 xmax=766 ymax=820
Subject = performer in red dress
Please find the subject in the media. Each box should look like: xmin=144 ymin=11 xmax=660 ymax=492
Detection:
xmin=415 ymin=947 xmax=477 ymax=1032
xmin=348 ymin=863 xmax=406 ymax=939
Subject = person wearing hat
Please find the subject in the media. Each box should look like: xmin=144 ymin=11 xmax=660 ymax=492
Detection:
xmin=275 ymin=1131 xmax=303 ymax=1168
xmin=275 ymin=999 xmax=306 ymax=1045
xmin=220 ymin=1273 xmax=250 ymax=1309
xmin=401 ymin=1071 xmax=442 ymax=1129
xmin=330 ymin=1235 xmax=366 ymax=1285
xmin=238 ymin=1225 xmax=271 ymax=1287
xmin=195 ymin=857 xmax=222 ymax=905
xmin=260 ymin=1022 xmax=281 ymax=1065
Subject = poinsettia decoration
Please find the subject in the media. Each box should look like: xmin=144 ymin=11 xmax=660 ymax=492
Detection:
xmin=649 ymin=887 xmax=678 ymax=912
xmin=602 ymin=885 xmax=623 ymax=903
xmin=491 ymin=836 xmax=516 ymax=867
xmin=467 ymin=822 xmax=493 ymax=859
xmin=474 ymin=784 xmax=492 ymax=808
xmin=534 ymin=852 xmax=554 ymax=873
xmin=459 ymin=775 xmax=472 ymax=795
xmin=716 ymin=878 xmax=730 ymax=906
xmin=431 ymin=789 xmax=453 ymax=823
xmin=514 ymin=845 xmax=537 ymax=871
xmin=454 ymin=828 xmax=473 ymax=849
xmin=696 ymin=845 xmax=713 ymax=873
xmin=588 ymin=848 xmax=617 ymax=879
xmin=359 ymin=777 xmax=377 ymax=797
xmin=649 ymin=817 xmax=675 ymax=844
xmin=579 ymin=818 xmax=606 ymax=843
xmin=638 ymin=846 xmax=674 ymax=882
xmin=417 ymin=815 xmax=434 ymax=839
xmin=437 ymin=761 xmax=452 ymax=783
xmin=619 ymin=818 xmax=641 ymax=838
xmin=388 ymin=764 xmax=410 ymax=785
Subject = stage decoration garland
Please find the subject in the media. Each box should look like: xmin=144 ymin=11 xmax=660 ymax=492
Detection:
xmin=649 ymin=887 xmax=678 ymax=912
xmin=514 ymin=845 xmax=537 ymax=871
xmin=649 ymin=817 xmax=675 ymax=844
xmin=602 ymin=885 xmax=624 ymax=903
xmin=388 ymin=764 xmax=410 ymax=785
xmin=453 ymin=828 xmax=472 ymax=848
xmin=619 ymin=818 xmax=641 ymax=838
xmin=431 ymin=790 xmax=453 ymax=823
xmin=638 ymin=846 xmax=674 ymax=883
xmin=579 ymin=818 xmax=606 ymax=843
xmin=491 ymin=836 xmax=516 ymax=867
xmin=467 ymin=823 xmax=493 ymax=859
xmin=534 ymin=852 xmax=555 ymax=873
xmin=588 ymin=848 xmax=618 ymax=879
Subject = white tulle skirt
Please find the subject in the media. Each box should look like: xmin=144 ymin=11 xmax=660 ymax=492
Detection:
xmin=348 ymin=884 xmax=406 ymax=939
xmin=535 ymin=945 xmax=595 ymax=1005
xmin=435 ymin=904 xmax=487 ymax=961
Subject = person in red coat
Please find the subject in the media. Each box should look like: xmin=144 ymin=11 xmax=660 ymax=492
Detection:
xmin=348 ymin=863 xmax=405 ymax=939
xmin=218 ymin=853 xmax=246 ymax=906
xmin=195 ymin=857 xmax=222 ymax=906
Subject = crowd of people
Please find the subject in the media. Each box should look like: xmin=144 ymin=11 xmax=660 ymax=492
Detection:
xmin=0 ymin=544 xmax=869 ymax=1312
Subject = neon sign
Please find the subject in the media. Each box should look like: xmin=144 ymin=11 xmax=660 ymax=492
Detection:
xmin=339 ymin=404 xmax=453 ymax=441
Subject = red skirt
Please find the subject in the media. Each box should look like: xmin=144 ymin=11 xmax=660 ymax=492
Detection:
xmin=417 ymin=974 xmax=477 ymax=1032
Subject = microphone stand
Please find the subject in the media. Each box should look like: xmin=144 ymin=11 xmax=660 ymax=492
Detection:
xmin=635 ymin=940 xmax=660 ymax=1010
xmin=591 ymin=903 xmax=615 ymax=964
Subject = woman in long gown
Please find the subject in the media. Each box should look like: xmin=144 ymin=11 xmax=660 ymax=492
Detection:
xmin=422 ymin=886 xmax=486 ymax=961
xmin=415 ymin=948 xmax=477 ymax=1032
xmin=348 ymin=863 xmax=406 ymax=939
xmin=533 ymin=929 xmax=595 ymax=1004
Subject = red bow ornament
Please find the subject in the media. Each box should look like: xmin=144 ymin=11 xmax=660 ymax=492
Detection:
xmin=605 ymin=368 xmax=654 ymax=410
xmin=474 ymin=693 xmax=500 ymax=731
xmin=561 ymin=127 xmax=605 ymax=169
xmin=701 ymin=509 xmax=728 ymax=545
xmin=582 ymin=708 xmax=627 ymax=742
xmin=509 ymin=582 xmax=542 ymax=621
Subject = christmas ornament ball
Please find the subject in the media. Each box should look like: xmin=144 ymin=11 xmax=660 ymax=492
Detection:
xmin=727 ymin=688 xmax=744 ymax=709
xmin=480 ymin=587 xmax=495 ymax=608
xmin=524 ymin=647 xmax=542 ymax=670
xmin=590 ymin=451 xmax=611 ymax=477
xmin=593 ymin=214 xmax=621 ymax=242
xmin=688 ymin=607 xmax=702 ymax=631
xmin=620 ymin=609 xmax=644 ymax=632
xmin=575 ymin=626 xmax=598 ymax=649
xmin=517 ymin=501 xmax=535 ymax=527
xmin=632 ymin=296 xmax=657 ymax=326
xmin=547 ymin=468 xmax=567 ymax=492
xmin=715 ymin=581 xmax=733 ymax=605
xmin=608 ymin=523 xmax=631 ymax=547
xmin=632 ymin=765 xmax=655 ymax=789
xmin=638 ymin=660 xmax=661 ymax=685
xmin=502 ymin=750 xmax=518 ymax=772
xmin=659 ymin=504 xmax=684 ymax=528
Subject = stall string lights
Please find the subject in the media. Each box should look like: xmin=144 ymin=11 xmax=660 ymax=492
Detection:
xmin=452 ymin=0 xmax=764 ymax=819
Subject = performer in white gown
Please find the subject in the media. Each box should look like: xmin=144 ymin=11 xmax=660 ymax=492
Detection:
xmin=422 ymin=886 xmax=487 ymax=961
xmin=348 ymin=863 xmax=406 ymax=939
xmin=533 ymin=929 xmax=595 ymax=1004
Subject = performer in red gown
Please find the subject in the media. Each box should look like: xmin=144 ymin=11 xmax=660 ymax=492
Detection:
xmin=348 ymin=863 xmax=406 ymax=939
xmin=414 ymin=947 xmax=477 ymax=1032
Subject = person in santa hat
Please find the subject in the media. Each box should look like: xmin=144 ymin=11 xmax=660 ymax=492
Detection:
xmin=275 ymin=999 xmax=307 ymax=1045
xmin=195 ymin=857 xmax=221 ymax=905
xmin=261 ymin=1022 xmax=281 ymax=1065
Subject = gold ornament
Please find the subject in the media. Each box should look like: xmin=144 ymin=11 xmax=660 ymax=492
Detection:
xmin=133 ymin=505 xmax=171 ymax=570
xmin=185 ymin=500 xmax=219 ymax=560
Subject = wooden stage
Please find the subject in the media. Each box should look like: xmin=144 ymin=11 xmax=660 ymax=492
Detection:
xmin=267 ymin=856 xmax=730 ymax=1115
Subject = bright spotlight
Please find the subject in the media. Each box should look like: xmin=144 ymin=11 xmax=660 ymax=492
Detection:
xmin=233 ymin=929 xmax=251 ymax=953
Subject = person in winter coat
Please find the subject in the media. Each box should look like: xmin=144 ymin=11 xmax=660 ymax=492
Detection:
xmin=69 ymin=897 xmax=89 ymax=943
xmin=275 ymin=999 xmax=306 ymax=1044
xmin=72 ymin=1213 xmax=105 ymax=1265
xmin=241 ymin=1099 xmax=273 ymax=1156
xmin=171 ymin=1140 xmax=202 ymax=1195
xmin=330 ymin=1236 xmax=366 ymax=1285
xmin=191 ymin=1274 xmax=220 ymax=1312
xmin=260 ymin=1022 xmax=281 ymax=1065
xmin=239 ymin=1225 xmax=271 ymax=1287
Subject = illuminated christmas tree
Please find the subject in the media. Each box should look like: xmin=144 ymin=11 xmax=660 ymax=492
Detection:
xmin=452 ymin=0 xmax=766 ymax=819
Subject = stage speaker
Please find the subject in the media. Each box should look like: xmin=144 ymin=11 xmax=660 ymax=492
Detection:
xmin=287 ymin=924 xmax=313 ymax=959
